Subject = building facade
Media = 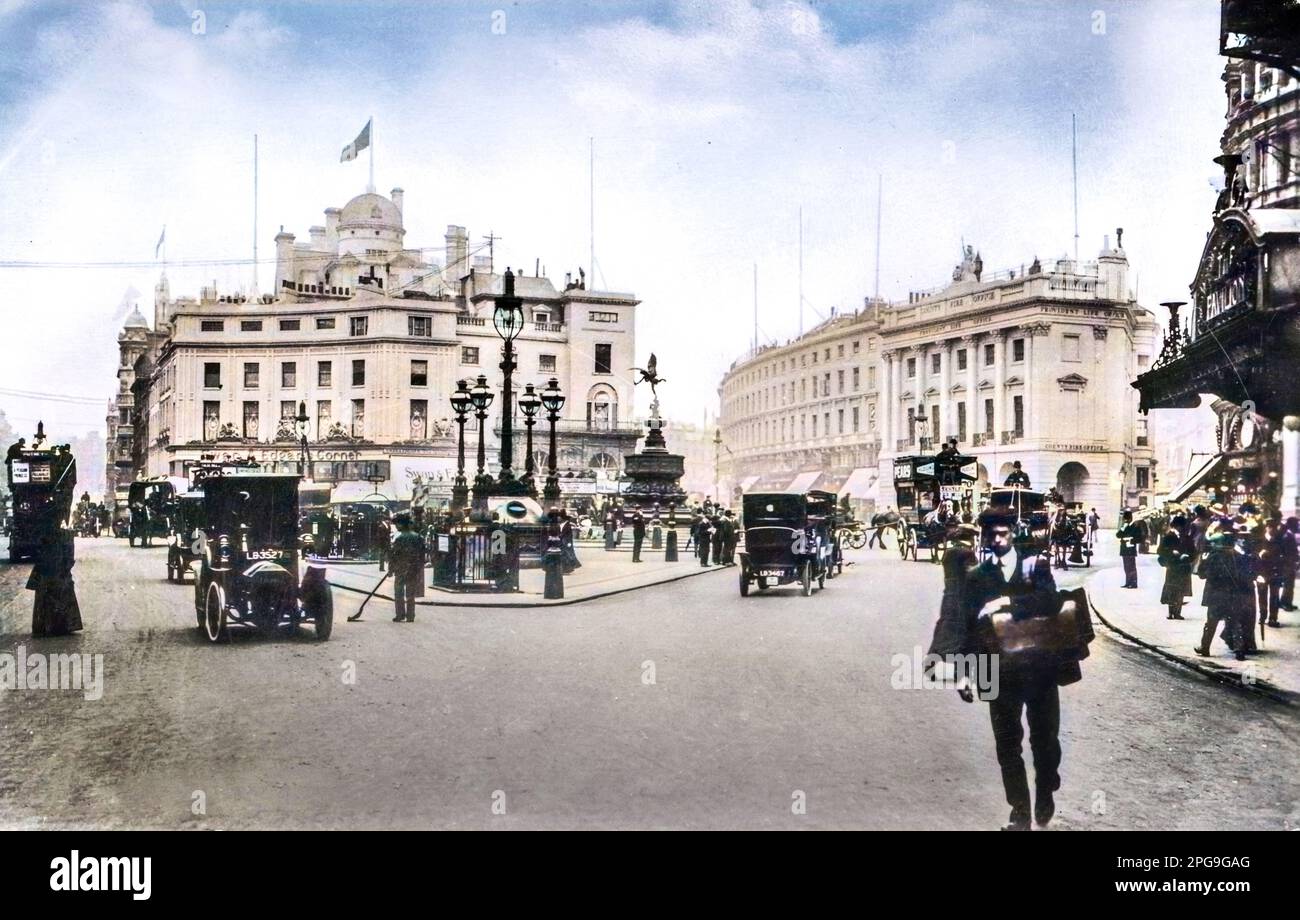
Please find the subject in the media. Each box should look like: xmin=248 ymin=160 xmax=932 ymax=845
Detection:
xmin=720 ymin=243 xmax=1160 ymax=519
xmin=108 ymin=186 xmax=641 ymax=504
xmin=1134 ymin=16 xmax=1300 ymax=515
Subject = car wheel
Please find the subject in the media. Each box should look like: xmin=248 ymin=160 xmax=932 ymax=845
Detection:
xmin=739 ymin=571 xmax=749 ymax=597
xmin=801 ymin=561 xmax=812 ymax=597
xmin=312 ymin=588 xmax=334 ymax=641
xmin=204 ymin=582 xmax=228 ymax=643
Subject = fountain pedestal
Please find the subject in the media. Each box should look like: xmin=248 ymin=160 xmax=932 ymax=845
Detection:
xmin=621 ymin=399 xmax=686 ymax=510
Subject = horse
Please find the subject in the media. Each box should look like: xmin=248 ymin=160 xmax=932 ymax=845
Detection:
xmin=868 ymin=510 xmax=903 ymax=549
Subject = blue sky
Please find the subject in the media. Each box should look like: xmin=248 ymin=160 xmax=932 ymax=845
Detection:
xmin=0 ymin=0 xmax=1226 ymax=434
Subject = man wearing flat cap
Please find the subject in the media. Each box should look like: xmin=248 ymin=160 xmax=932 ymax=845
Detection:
xmin=927 ymin=503 xmax=1076 ymax=831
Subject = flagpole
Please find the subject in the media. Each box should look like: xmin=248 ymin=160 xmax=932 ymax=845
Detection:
xmin=368 ymin=116 xmax=374 ymax=193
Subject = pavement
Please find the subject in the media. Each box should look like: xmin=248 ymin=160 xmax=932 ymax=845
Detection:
xmin=1085 ymin=542 xmax=1300 ymax=703
xmin=1 ymin=536 xmax=1296 ymax=829
xmin=322 ymin=540 xmax=729 ymax=608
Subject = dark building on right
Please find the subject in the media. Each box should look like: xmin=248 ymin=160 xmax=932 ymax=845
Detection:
xmin=1134 ymin=2 xmax=1300 ymax=515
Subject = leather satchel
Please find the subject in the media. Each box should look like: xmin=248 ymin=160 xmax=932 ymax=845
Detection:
xmin=976 ymin=587 xmax=1093 ymax=674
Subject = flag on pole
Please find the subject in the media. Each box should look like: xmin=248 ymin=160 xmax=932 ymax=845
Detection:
xmin=155 ymin=226 xmax=166 ymax=259
xmin=340 ymin=118 xmax=372 ymax=163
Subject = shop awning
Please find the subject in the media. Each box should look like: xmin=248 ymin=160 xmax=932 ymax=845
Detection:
xmin=1163 ymin=453 xmax=1227 ymax=505
xmin=738 ymin=475 xmax=760 ymax=493
xmin=787 ymin=470 xmax=823 ymax=493
xmin=838 ymin=467 xmax=879 ymax=500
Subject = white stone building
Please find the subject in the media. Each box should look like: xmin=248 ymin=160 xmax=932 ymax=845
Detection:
xmin=719 ymin=242 xmax=1161 ymax=519
xmin=109 ymin=187 xmax=641 ymax=504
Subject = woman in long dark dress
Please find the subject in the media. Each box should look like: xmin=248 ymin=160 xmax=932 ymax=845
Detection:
xmin=29 ymin=526 xmax=83 ymax=637
xmin=1157 ymin=514 xmax=1194 ymax=620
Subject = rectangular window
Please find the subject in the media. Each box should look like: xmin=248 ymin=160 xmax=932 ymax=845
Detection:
xmin=408 ymin=316 xmax=431 ymax=337
xmin=410 ymin=360 xmax=428 ymax=387
xmin=852 ymin=407 xmax=860 ymax=432
xmin=351 ymin=399 xmax=365 ymax=438
xmin=852 ymin=367 xmax=860 ymax=390
xmin=595 ymin=343 xmax=612 ymax=374
xmin=280 ymin=400 xmax=295 ymax=421
xmin=242 ymin=401 xmax=259 ymax=439
xmin=281 ymin=362 xmax=296 ymax=388
xmin=461 ymin=346 xmax=479 ymax=365
xmin=410 ymin=399 xmax=428 ymax=439
xmin=318 ymin=361 xmax=332 ymax=387
xmin=279 ymin=319 xmax=300 ymax=332
xmin=316 ymin=400 xmax=331 ymax=436
xmin=824 ymin=349 xmax=830 ymax=361
xmin=930 ymin=404 xmax=940 ymax=444
xmin=984 ymin=343 xmax=995 ymax=366
xmin=200 ymin=320 xmax=224 ymax=332
xmin=957 ymin=402 xmax=967 ymax=443
xmin=957 ymin=349 xmax=968 ymax=371
xmin=243 ymin=362 xmax=259 ymax=388
xmin=907 ymin=407 xmax=916 ymax=443
xmin=316 ymin=317 xmax=336 ymax=330
xmin=823 ymin=373 xmax=831 ymax=396
xmin=868 ymin=366 xmax=877 ymax=390
xmin=1063 ymin=333 xmax=1081 ymax=361
xmin=1013 ymin=338 xmax=1025 ymax=362
xmin=119 ymin=408 xmax=129 ymax=424
xmin=1136 ymin=466 xmax=1150 ymax=490
xmin=837 ymin=409 xmax=844 ymax=433
xmin=588 ymin=311 xmax=619 ymax=323
xmin=352 ymin=359 xmax=365 ymax=386
xmin=535 ymin=311 xmax=550 ymax=325
xmin=984 ymin=398 xmax=994 ymax=435
xmin=203 ymin=401 xmax=220 ymax=440
xmin=837 ymin=370 xmax=845 ymax=393
xmin=853 ymin=340 xmax=861 ymax=354
xmin=1013 ymin=394 xmax=1024 ymax=436
xmin=837 ymin=345 xmax=845 ymax=358
xmin=204 ymin=362 xmax=221 ymax=388
xmin=349 ymin=316 xmax=368 ymax=336
xmin=241 ymin=320 xmax=263 ymax=332
xmin=1137 ymin=353 xmax=1150 ymax=368
xmin=907 ymin=357 xmax=916 ymax=378
xmin=812 ymin=415 xmax=817 ymax=437
xmin=931 ymin=353 xmax=941 ymax=374
xmin=539 ymin=354 xmax=556 ymax=373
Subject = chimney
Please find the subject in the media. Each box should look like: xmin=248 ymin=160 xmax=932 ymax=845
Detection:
xmin=391 ymin=187 xmax=404 ymax=217
xmin=324 ymin=207 xmax=341 ymax=246
xmin=274 ymin=230 xmax=296 ymax=291
xmin=309 ymin=225 xmax=327 ymax=247
xmin=444 ymin=224 xmax=468 ymax=280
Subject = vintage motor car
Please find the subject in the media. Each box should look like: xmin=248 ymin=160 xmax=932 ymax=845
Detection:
xmin=737 ymin=491 xmax=834 ymax=597
xmin=165 ymin=490 xmax=206 ymax=583
xmin=192 ymin=472 xmax=333 ymax=642
xmin=126 ymin=477 xmax=184 ymax=546
xmin=984 ymin=486 xmax=1052 ymax=561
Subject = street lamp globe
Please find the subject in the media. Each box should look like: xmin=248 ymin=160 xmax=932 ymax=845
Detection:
xmin=519 ymin=383 xmax=541 ymax=418
xmin=492 ymin=269 xmax=525 ymax=343
xmin=450 ymin=378 xmax=472 ymax=417
xmin=469 ymin=374 xmax=495 ymax=412
xmin=540 ymin=377 xmax=565 ymax=414
xmin=294 ymin=400 xmax=309 ymax=440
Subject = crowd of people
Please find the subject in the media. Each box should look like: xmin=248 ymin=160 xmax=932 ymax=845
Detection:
xmin=1152 ymin=503 xmax=1298 ymax=662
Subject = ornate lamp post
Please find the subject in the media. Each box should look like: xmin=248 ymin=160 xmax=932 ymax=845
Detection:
xmin=294 ymin=400 xmax=312 ymax=482
xmin=519 ymin=383 xmax=541 ymax=498
xmin=469 ymin=374 xmax=494 ymax=509
xmin=540 ymin=377 xmax=565 ymax=503
xmin=713 ymin=427 xmax=722 ymax=503
xmin=449 ymin=379 xmax=472 ymax=512
xmin=491 ymin=268 xmax=527 ymax=495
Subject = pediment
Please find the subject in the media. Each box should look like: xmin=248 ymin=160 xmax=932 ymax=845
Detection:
xmin=1057 ymin=373 xmax=1089 ymax=391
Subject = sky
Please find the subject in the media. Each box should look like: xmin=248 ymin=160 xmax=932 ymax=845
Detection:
xmin=0 ymin=0 xmax=1228 ymax=444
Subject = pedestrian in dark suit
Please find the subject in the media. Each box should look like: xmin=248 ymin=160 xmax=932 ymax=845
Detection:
xmin=722 ymin=510 xmax=738 ymax=564
xmin=1118 ymin=510 xmax=1141 ymax=588
xmin=1157 ymin=514 xmax=1193 ymax=619
xmin=710 ymin=514 xmax=725 ymax=565
xmin=927 ymin=503 xmax=1072 ymax=831
xmin=1280 ymin=517 xmax=1299 ymax=611
xmin=1195 ymin=526 xmax=1253 ymax=660
xmin=1003 ymin=461 xmax=1031 ymax=488
xmin=631 ymin=511 xmax=646 ymax=562
xmin=389 ymin=513 xmax=423 ymax=623
xmin=694 ymin=515 xmax=712 ymax=567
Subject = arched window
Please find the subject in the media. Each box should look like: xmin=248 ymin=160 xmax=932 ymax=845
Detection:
xmin=586 ymin=384 xmax=618 ymax=430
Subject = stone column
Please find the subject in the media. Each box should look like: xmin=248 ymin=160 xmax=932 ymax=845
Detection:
xmin=881 ymin=350 xmax=893 ymax=449
xmin=939 ymin=340 xmax=951 ymax=445
xmin=892 ymin=349 xmax=904 ymax=449
xmin=1283 ymin=415 xmax=1300 ymax=519
xmin=961 ymin=334 xmax=978 ymax=446
xmin=993 ymin=331 xmax=1007 ymax=442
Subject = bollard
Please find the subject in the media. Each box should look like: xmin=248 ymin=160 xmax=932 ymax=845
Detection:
xmin=604 ymin=520 xmax=615 ymax=551
xmin=665 ymin=526 xmax=678 ymax=562
xmin=652 ymin=523 xmax=662 ymax=550
xmin=544 ymin=533 xmax=565 ymax=599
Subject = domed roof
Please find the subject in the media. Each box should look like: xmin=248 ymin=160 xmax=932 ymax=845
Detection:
xmin=123 ymin=306 xmax=149 ymax=329
xmin=338 ymin=192 xmax=402 ymax=232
